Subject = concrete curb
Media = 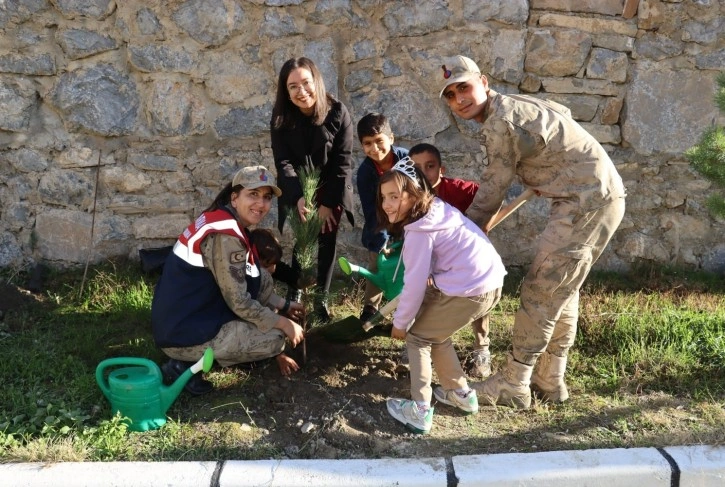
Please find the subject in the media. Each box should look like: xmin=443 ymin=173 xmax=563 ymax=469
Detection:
xmin=1 ymin=445 xmax=723 ymax=486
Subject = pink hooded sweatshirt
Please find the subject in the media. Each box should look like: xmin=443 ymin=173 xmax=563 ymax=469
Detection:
xmin=393 ymin=198 xmax=507 ymax=331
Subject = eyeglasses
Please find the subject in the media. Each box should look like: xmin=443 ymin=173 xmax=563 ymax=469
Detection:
xmin=287 ymin=79 xmax=314 ymax=94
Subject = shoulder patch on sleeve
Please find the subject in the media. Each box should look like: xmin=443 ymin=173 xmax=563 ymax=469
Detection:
xmin=230 ymin=251 xmax=246 ymax=264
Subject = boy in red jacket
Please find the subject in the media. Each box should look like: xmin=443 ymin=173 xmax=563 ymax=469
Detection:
xmin=409 ymin=143 xmax=479 ymax=214
xmin=409 ymin=143 xmax=491 ymax=378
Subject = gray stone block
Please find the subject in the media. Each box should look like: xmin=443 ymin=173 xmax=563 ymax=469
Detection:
xmin=50 ymin=64 xmax=139 ymax=136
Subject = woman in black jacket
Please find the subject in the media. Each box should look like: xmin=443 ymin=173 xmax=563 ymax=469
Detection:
xmin=270 ymin=57 xmax=355 ymax=322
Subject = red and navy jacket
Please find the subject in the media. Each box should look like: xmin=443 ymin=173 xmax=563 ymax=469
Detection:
xmin=152 ymin=207 xmax=260 ymax=348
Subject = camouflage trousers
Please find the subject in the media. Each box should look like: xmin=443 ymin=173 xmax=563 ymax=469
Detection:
xmin=512 ymin=196 xmax=625 ymax=365
xmin=162 ymin=320 xmax=286 ymax=367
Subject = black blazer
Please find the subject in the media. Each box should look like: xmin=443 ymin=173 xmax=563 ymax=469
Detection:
xmin=270 ymin=99 xmax=355 ymax=232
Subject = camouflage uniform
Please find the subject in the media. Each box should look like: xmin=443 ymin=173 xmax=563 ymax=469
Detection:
xmin=466 ymin=90 xmax=626 ymax=367
xmin=161 ymin=232 xmax=286 ymax=367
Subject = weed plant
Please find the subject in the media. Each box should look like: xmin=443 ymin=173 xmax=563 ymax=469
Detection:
xmin=0 ymin=262 xmax=723 ymax=461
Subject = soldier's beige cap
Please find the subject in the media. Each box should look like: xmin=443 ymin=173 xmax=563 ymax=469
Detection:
xmin=439 ymin=55 xmax=481 ymax=97
xmin=232 ymin=165 xmax=281 ymax=197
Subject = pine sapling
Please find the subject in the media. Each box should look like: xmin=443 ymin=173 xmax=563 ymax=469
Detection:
xmin=286 ymin=162 xmax=323 ymax=362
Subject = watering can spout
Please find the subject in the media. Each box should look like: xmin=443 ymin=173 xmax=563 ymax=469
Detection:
xmin=160 ymin=347 xmax=214 ymax=413
xmin=338 ymin=257 xmax=386 ymax=290
xmin=338 ymin=241 xmax=404 ymax=301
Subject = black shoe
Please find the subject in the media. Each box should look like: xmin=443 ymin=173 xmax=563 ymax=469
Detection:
xmin=359 ymin=305 xmax=378 ymax=323
xmin=161 ymin=359 xmax=214 ymax=396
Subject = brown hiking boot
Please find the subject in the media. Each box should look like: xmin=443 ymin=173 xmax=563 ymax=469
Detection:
xmin=531 ymin=351 xmax=569 ymax=403
xmin=473 ymin=353 xmax=532 ymax=409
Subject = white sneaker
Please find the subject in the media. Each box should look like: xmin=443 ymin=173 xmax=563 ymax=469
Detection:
xmin=386 ymin=398 xmax=433 ymax=434
xmin=433 ymin=387 xmax=479 ymax=414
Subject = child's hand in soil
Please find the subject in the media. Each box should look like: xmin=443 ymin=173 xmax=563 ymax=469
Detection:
xmin=276 ymin=353 xmax=300 ymax=376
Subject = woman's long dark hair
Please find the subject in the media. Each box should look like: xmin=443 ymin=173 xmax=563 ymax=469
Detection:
xmin=375 ymin=166 xmax=434 ymax=238
xmin=271 ymin=57 xmax=333 ymax=130
xmin=203 ymin=182 xmax=241 ymax=213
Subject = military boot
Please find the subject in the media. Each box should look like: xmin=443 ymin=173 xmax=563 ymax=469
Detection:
xmin=473 ymin=353 xmax=532 ymax=409
xmin=531 ymin=351 xmax=569 ymax=403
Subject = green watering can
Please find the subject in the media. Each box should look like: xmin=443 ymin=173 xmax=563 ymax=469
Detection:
xmin=96 ymin=348 xmax=214 ymax=432
xmin=338 ymin=241 xmax=404 ymax=300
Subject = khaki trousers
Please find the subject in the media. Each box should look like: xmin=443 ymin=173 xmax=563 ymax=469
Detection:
xmin=407 ymin=286 xmax=502 ymax=403
xmin=162 ymin=320 xmax=286 ymax=367
xmin=513 ymin=197 xmax=625 ymax=365
xmin=471 ymin=315 xmax=489 ymax=351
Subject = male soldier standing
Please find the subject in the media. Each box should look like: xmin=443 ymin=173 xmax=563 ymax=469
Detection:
xmin=438 ymin=55 xmax=626 ymax=408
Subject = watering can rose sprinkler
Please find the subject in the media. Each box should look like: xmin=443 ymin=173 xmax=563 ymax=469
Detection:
xmin=96 ymin=347 xmax=214 ymax=432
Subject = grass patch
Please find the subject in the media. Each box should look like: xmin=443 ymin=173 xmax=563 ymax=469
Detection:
xmin=0 ymin=261 xmax=723 ymax=462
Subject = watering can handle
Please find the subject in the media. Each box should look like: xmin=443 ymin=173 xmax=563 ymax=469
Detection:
xmin=362 ymin=294 xmax=401 ymax=332
xmin=483 ymin=188 xmax=536 ymax=233
xmin=95 ymin=357 xmax=162 ymax=400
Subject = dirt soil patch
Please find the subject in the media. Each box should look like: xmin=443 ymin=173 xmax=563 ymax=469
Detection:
xmin=171 ymin=327 xmax=580 ymax=460
xmin=174 ymin=322 xmax=723 ymax=460
xmin=6 ymin=275 xmax=720 ymax=461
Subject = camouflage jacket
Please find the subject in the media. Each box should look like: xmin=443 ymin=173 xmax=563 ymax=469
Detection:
xmin=201 ymin=232 xmax=279 ymax=333
xmin=466 ymin=90 xmax=626 ymax=227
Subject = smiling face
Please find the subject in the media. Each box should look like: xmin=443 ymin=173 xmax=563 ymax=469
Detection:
xmin=286 ymin=67 xmax=317 ymax=116
xmin=361 ymin=133 xmax=395 ymax=167
xmin=380 ymin=180 xmax=416 ymax=224
xmin=231 ymin=187 xmax=274 ymax=227
xmin=441 ymin=75 xmax=489 ymax=122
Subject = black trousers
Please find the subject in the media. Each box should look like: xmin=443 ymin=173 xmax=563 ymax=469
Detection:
xmin=316 ymin=230 xmax=337 ymax=295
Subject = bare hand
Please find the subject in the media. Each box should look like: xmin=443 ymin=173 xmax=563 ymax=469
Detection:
xmin=318 ymin=205 xmax=337 ymax=234
xmin=275 ymin=353 xmax=300 ymax=376
xmin=275 ymin=316 xmax=305 ymax=347
xmin=296 ymin=197 xmax=309 ymax=222
xmin=391 ymin=326 xmax=407 ymax=341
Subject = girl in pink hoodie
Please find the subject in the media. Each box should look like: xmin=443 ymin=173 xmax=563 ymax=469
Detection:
xmin=378 ymin=158 xmax=506 ymax=434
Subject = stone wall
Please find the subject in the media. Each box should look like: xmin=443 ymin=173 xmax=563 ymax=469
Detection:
xmin=1 ymin=0 xmax=724 ymax=273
